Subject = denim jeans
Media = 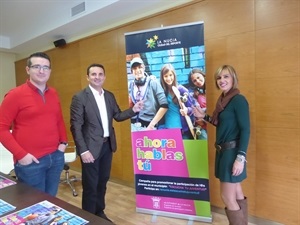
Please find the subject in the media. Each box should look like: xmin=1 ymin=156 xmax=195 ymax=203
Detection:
xmin=14 ymin=150 xmax=64 ymax=196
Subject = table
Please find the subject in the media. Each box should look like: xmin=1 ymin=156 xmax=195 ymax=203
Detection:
xmin=0 ymin=173 xmax=113 ymax=224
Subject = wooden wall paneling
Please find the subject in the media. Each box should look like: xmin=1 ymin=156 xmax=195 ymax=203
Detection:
xmin=78 ymin=31 xmax=118 ymax=90
xmin=255 ymin=19 xmax=300 ymax=224
xmin=78 ymin=32 xmax=115 ymax=63
xmin=255 ymin=0 xmax=299 ymax=30
xmin=255 ymin=128 xmax=299 ymax=225
xmin=15 ymin=60 xmax=28 ymax=86
xmin=225 ymin=32 xmax=255 ymax=76
xmin=205 ymin=37 xmax=228 ymax=83
xmin=256 ymin=77 xmax=299 ymax=128
xmin=205 ymin=31 xmax=255 ymax=92
xmin=200 ymin=0 xmax=254 ymax=39
xmin=205 ymin=34 xmax=255 ymax=73
xmin=255 ymin=24 xmax=299 ymax=79
xmin=255 ymin=75 xmax=299 ymax=224
xmin=47 ymin=45 xmax=81 ymax=132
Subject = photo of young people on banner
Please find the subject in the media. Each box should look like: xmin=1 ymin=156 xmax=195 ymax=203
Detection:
xmin=127 ymin=49 xmax=207 ymax=141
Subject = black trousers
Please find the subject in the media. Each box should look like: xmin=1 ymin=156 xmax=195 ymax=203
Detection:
xmin=81 ymin=141 xmax=113 ymax=215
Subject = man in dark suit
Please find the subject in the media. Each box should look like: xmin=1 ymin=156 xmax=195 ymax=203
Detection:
xmin=70 ymin=63 xmax=143 ymax=223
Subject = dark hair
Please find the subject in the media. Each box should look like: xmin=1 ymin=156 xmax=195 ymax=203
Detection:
xmin=26 ymin=52 xmax=51 ymax=67
xmin=188 ymin=68 xmax=206 ymax=94
xmin=160 ymin=64 xmax=179 ymax=104
xmin=87 ymin=63 xmax=105 ymax=75
xmin=160 ymin=64 xmax=178 ymax=90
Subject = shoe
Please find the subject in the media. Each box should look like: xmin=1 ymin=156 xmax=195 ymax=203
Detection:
xmin=99 ymin=213 xmax=113 ymax=223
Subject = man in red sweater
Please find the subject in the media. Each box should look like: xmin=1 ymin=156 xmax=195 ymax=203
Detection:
xmin=0 ymin=52 xmax=68 ymax=196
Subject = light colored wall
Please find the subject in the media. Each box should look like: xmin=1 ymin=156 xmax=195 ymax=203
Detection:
xmin=0 ymin=52 xmax=16 ymax=102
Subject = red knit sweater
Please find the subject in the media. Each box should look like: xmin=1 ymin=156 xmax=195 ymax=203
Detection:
xmin=0 ymin=80 xmax=67 ymax=162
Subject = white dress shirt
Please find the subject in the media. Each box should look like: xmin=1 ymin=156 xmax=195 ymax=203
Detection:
xmin=89 ymin=85 xmax=109 ymax=137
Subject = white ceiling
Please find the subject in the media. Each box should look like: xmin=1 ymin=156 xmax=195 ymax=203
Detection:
xmin=0 ymin=0 xmax=191 ymax=57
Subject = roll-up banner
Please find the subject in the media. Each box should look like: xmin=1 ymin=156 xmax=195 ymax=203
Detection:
xmin=125 ymin=22 xmax=212 ymax=223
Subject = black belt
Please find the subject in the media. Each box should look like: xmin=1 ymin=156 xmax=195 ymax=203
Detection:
xmin=215 ymin=140 xmax=238 ymax=152
xmin=103 ymin=137 xmax=109 ymax=142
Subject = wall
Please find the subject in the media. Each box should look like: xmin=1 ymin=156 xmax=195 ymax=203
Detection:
xmin=0 ymin=52 xmax=16 ymax=102
xmin=14 ymin=1 xmax=299 ymax=224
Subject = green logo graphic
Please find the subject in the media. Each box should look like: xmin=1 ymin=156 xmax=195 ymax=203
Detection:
xmin=146 ymin=35 xmax=159 ymax=49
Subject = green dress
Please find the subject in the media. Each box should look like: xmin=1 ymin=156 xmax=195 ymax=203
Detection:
xmin=214 ymin=94 xmax=250 ymax=182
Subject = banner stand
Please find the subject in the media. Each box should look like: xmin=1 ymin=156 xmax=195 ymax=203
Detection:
xmin=125 ymin=21 xmax=212 ymax=223
xmin=137 ymin=208 xmax=212 ymax=223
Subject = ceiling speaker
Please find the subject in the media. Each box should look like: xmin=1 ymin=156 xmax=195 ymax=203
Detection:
xmin=53 ymin=39 xmax=66 ymax=48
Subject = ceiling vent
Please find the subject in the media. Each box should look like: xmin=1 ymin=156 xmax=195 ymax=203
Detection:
xmin=71 ymin=2 xmax=86 ymax=17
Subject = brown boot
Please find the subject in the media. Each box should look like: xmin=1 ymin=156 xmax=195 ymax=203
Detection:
xmin=237 ymin=197 xmax=248 ymax=224
xmin=225 ymin=208 xmax=244 ymax=225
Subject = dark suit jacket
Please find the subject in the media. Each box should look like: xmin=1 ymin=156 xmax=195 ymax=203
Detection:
xmin=70 ymin=86 xmax=135 ymax=159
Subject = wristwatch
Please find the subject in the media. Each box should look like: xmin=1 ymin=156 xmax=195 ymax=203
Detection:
xmin=60 ymin=142 xmax=68 ymax=146
xmin=236 ymin=154 xmax=246 ymax=163
xmin=236 ymin=156 xmax=243 ymax=163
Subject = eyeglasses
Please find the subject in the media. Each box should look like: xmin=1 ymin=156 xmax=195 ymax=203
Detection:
xmin=30 ymin=65 xmax=51 ymax=72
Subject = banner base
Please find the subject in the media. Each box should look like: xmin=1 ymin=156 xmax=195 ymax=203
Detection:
xmin=136 ymin=207 xmax=212 ymax=223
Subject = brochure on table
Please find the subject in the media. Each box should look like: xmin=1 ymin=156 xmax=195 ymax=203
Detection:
xmin=0 ymin=200 xmax=88 ymax=225
xmin=0 ymin=175 xmax=16 ymax=189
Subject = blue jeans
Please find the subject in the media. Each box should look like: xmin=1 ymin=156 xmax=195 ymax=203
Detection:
xmin=14 ymin=150 xmax=64 ymax=196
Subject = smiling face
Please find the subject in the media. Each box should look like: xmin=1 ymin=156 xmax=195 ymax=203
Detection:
xmin=160 ymin=64 xmax=177 ymax=92
xmin=163 ymin=70 xmax=175 ymax=86
xmin=191 ymin=72 xmax=205 ymax=88
xmin=131 ymin=63 xmax=145 ymax=80
xmin=87 ymin=66 xmax=106 ymax=91
xmin=216 ymin=68 xmax=234 ymax=94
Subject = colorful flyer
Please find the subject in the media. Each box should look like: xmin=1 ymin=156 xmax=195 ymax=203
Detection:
xmin=0 ymin=199 xmax=16 ymax=217
xmin=0 ymin=200 xmax=88 ymax=225
xmin=0 ymin=175 xmax=16 ymax=189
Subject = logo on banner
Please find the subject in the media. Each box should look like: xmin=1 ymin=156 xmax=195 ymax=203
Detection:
xmin=151 ymin=197 xmax=161 ymax=209
xmin=146 ymin=35 xmax=181 ymax=49
xmin=146 ymin=35 xmax=158 ymax=48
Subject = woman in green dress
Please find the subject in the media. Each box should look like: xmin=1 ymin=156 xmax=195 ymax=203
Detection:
xmin=194 ymin=65 xmax=250 ymax=225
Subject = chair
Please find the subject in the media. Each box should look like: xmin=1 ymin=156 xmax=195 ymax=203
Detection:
xmin=60 ymin=145 xmax=81 ymax=197
xmin=0 ymin=142 xmax=14 ymax=176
